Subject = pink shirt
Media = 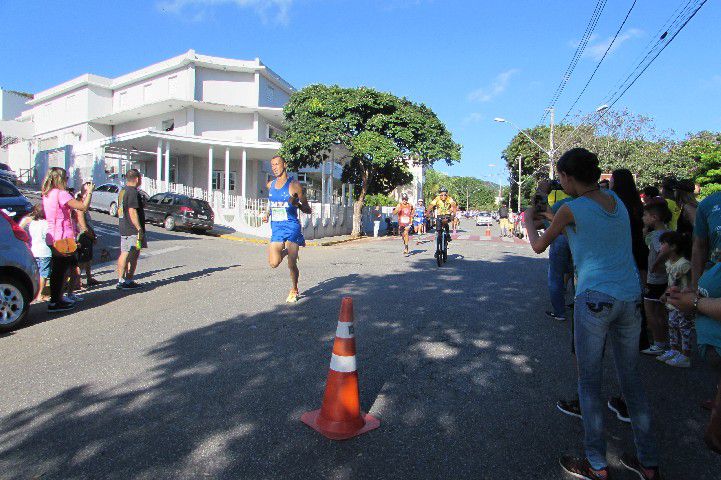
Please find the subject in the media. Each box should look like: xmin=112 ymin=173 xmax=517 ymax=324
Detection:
xmin=42 ymin=188 xmax=75 ymax=244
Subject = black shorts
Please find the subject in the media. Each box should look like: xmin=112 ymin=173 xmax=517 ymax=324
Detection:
xmin=644 ymin=283 xmax=667 ymax=301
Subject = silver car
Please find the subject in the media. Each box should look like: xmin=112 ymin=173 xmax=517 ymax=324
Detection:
xmin=90 ymin=182 xmax=122 ymax=216
xmin=0 ymin=211 xmax=39 ymax=332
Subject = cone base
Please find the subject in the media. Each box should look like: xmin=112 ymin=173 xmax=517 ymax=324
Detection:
xmin=301 ymin=409 xmax=380 ymax=440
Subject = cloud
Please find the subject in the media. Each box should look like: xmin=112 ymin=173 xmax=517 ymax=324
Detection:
xmin=462 ymin=112 xmax=484 ymax=126
xmin=157 ymin=0 xmax=293 ymax=24
xmin=467 ymin=69 xmax=520 ymax=103
xmin=582 ymin=28 xmax=644 ymax=61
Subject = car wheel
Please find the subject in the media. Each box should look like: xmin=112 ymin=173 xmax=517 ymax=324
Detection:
xmin=0 ymin=275 xmax=31 ymax=333
xmin=164 ymin=215 xmax=176 ymax=231
xmin=109 ymin=202 xmax=118 ymax=217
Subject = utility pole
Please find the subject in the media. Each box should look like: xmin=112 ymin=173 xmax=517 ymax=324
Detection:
xmin=517 ymin=155 xmax=522 ymax=214
xmin=549 ymin=107 xmax=555 ymax=179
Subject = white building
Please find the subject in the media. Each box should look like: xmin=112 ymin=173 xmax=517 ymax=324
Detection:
xmin=10 ymin=51 xmax=355 ymax=238
xmin=0 ymin=88 xmax=34 ymax=168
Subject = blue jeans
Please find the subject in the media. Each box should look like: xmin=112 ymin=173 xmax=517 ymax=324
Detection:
xmin=574 ymin=290 xmax=659 ymax=470
xmin=548 ymin=234 xmax=571 ymax=317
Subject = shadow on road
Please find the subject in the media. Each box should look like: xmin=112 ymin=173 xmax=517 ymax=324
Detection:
xmin=0 ymin=253 xmax=719 ymax=479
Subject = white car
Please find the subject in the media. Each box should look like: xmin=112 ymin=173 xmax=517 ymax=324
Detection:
xmin=476 ymin=212 xmax=494 ymax=226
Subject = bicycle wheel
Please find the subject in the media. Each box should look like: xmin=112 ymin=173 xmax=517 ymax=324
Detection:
xmin=436 ymin=234 xmax=443 ymax=267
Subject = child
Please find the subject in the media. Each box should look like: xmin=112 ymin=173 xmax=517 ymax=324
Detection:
xmin=658 ymin=231 xmax=694 ymax=367
xmin=641 ymin=197 xmax=673 ymax=356
xmin=20 ymin=204 xmax=51 ymax=301
xmin=75 ymin=183 xmax=99 ymax=287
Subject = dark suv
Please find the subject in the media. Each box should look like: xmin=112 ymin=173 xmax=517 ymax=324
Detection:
xmin=145 ymin=193 xmax=214 ymax=232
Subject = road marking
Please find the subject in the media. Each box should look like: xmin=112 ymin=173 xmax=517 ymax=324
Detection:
xmin=91 ymin=245 xmax=188 ymax=269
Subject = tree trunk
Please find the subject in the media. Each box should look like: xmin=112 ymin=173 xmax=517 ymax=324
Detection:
xmin=351 ymin=169 xmax=370 ymax=237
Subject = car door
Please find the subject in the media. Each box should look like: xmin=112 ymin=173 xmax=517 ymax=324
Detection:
xmin=158 ymin=194 xmax=176 ymax=220
xmin=144 ymin=194 xmax=166 ymax=223
xmin=90 ymin=184 xmax=110 ymax=211
xmin=107 ymin=184 xmax=120 ymax=213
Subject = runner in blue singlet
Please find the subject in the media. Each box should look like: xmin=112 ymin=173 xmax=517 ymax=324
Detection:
xmin=263 ymin=156 xmax=312 ymax=303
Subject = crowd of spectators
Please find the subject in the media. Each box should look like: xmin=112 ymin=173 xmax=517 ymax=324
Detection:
xmin=524 ymin=147 xmax=720 ymax=479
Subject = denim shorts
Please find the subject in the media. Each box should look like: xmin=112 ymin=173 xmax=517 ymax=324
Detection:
xmin=36 ymin=256 xmax=51 ymax=278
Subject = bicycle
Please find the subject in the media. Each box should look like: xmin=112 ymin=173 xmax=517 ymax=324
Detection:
xmin=434 ymin=215 xmax=452 ymax=267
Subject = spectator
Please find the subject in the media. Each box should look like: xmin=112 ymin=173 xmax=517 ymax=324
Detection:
xmin=661 ymin=178 xmax=681 ymax=231
xmin=19 ymin=204 xmax=51 ymax=301
xmin=642 ymin=197 xmax=673 ymax=356
xmin=117 ymin=169 xmax=146 ymax=290
xmin=498 ymin=202 xmax=510 ymax=237
xmin=75 ymin=183 xmax=99 ymax=287
xmin=657 ymin=231 xmax=693 ymax=368
xmin=525 ymin=148 xmax=659 ymax=480
xmin=41 ymin=167 xmax=94 ymax=312
xmin=641 ymin=186 xmax=660 ymax=204
xmin=598 ymin=179 xmax=610 ymax=190
xmin=674 ymin=179 xmax=698 ymax=236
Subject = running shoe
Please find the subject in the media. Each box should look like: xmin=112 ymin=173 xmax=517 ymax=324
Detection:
xmin=559 ymin=455 xmax=609 ymax=480
xmin=607 ymin=396 xmax=631 ymax=423
xmin=557 ymin=399 xmax=582 ymax=419
xmin=117 ymin=281 xmax=143 ymax=290
xmin=620 ymin=453 xmax=663 ymax=480
xmin=655 ymin=350 xmax=678 ymax=363
xmin=665 ymin=353 xmax=691 ymax=368
xmin=48 ymin=300 xmax=75 ymax=313
xmin=545 ymin=310 xmax=566 ymax=321
xmin=286 ymin=290 xmax=299 ymax=303
xmin=65 ymin=293 xmax=84 ymax=302
xmin=640 ymin=344 xmax=665 ymax=356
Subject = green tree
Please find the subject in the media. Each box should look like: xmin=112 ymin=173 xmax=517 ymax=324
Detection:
xmin=279 ymin=84 xmax=461 ymax=236
xmin=423 ymin=169 xmax=498 ymax=210
xmin=674 ymin=131 xmax=721 ymax=196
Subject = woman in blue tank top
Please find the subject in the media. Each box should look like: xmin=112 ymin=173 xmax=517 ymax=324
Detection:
xmin=263 ymin=156 xmax=312 ymax=303
xmin=524 ymin=148 xmax=660 ymax=479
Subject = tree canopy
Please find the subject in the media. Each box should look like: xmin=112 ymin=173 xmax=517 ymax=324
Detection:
xmin=279 ymin=84 xmax=461 ymax=235
xmin=424 ymin=169 xmax=499 ymax=210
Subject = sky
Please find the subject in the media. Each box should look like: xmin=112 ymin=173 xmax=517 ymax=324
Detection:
xmin=1 ymin=0 xmax=719 ymax=184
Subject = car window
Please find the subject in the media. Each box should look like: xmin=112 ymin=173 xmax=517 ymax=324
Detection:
xmin=109 ymin=185 xmax=119 ymax=193
xmin=160 ymin=195 xmax=175 ymax=205
xmin=174 ymin=196 xmax=189 ymax=206
xmin=189 ymin=199 xmax=208 ymax=210
xmin=95 ymin=184 xmax=110 ymax=192
xmin=0 ymin=163 xmax=11 ymax=171
xmin=147 ymin=194 xmax=164 ymax=204
xmin=0 ymin=180 xmax=20 ymax=197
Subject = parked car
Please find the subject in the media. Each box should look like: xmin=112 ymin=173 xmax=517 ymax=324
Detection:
xmin=0 ymin=179 xmax=33 ymax=221
xmin=0 ymin=211 xmax=39 ymax=332
xmin=476 ymin=211 xmax=494 ymax=227
xmin=145 ymin=192 xmax=214 ymax=232
xmin=90 ymin=182 xmax=149 ymax=217
xmin=0 ymin=163 xmax=18 ymax=185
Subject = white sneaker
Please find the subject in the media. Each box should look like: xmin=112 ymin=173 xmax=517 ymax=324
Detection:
xmin=665 ymin=353 xmax=691 ymax=368
xmin=641 ymin=344 xmax=665 ymax=356
xmin=656 ymin=350 xmax=678 ymax=362
xmin=65 ymin=293 xmax=84 ymax=303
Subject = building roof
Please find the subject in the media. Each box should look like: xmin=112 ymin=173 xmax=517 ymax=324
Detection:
xmin=27 ymin=50 xmax=295 ymax=106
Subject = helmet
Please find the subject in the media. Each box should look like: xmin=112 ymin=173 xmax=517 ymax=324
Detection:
xmin=439 ymin=187 xmax=448 ymax=193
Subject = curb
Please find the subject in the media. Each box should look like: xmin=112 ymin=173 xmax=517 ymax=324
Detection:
xmin=213 ymin=233 xmax=367 ymax=247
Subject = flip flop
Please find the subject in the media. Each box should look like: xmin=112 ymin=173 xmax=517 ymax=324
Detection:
xmin=286 ymin=291 xmax=300 ymax=303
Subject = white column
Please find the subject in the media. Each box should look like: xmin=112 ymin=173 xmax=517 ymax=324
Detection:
xmin=349 ymin=184 xmax=354 ymax=204
xmin=320 ymin=161 xmax=326 ymax=205
xmin=329 ymin=161 xmax=334 ymax=204
xmin=224 ymin=147 xmax=230 ymax=208
xmin=241 ymin=149 xmax=247 ymax=198
xmin=116 ymin=150 xmax=122 ymax=176
xmin=341 ymin=183 xmax=346 ymax=207
xmin=207 ymin=146 xmax=213 ymax=197
xmin=156 ymin=140 xmax=162 ymax=187
xmin=164 ymin=141 xmax=170 ymax=190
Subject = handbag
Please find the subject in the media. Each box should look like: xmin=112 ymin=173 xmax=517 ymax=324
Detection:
xmin=706 ymin=378 xmax=721 ymax=455
xmin=53 ymin=237 xmax=77 ymax=256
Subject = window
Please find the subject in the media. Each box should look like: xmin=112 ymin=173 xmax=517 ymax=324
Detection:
xmin=95 ymin=184 xmax=111 ymax=192
xmin=109 ymin=185 xmax=119 ymax=193
xmin=267 ymin=124 xmax=281 ymax=141
xmin=160 ymin=195 xmax=175 ymax=205
xmin=212 ymin=170 xmax=236 ymax=191
xmin=162 ymin=119 xmax=174 ymax=132
xmin=147 ymin=194 xmax=164 ymax=204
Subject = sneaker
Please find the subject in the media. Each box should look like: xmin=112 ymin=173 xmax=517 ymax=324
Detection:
xmin=665 ymin=353 xmax=691 ymax=368
xmin=117 ymin=281 xmax=143 ymax=290
xmin=48 ymin=300 xmax=75 ymax=313
xmin=640 ymin=344 xmax=665 ymax=356
xmin=546 ymin=310 xmax=566 ymax=321
xmin=557 ymin=399 xmax=582 ymax=419
xmin=620 ymin=453 xmax=663 ymax=480
xmin=65 ymin=293 xmax=84 ymax=302
xmin=607 ymin=396 xmax=631 ymax=423
xmin=559 ymin=454 xmax=609 ymax=480
xmin=656 ymin=350 xmax=678 ymax=363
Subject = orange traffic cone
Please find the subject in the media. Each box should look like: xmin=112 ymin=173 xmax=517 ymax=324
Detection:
xmin=485 ymin=227 xmax=491 ymax=237
xmin=301 ymin=297 xmax=380 ymax=440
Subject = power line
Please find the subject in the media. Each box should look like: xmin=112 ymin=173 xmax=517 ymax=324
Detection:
xmin=539 ymin=0 xmax=607 ymax=123
xmin=560 ymin=0 xmax=638 ymax=124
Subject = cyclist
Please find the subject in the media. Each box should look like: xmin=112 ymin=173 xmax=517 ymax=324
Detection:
xmin=427 ymin=187 xmax=457 ymax=244
xmin=393 ymin=193 xmax=415 ymax=255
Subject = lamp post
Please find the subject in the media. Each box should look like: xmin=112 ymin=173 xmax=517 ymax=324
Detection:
xmin=494 ymin=104 xmax=609 ymax=179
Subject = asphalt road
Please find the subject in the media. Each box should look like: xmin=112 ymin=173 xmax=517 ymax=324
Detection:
xmin=1 ymin=217 xmax=719 ymax=479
